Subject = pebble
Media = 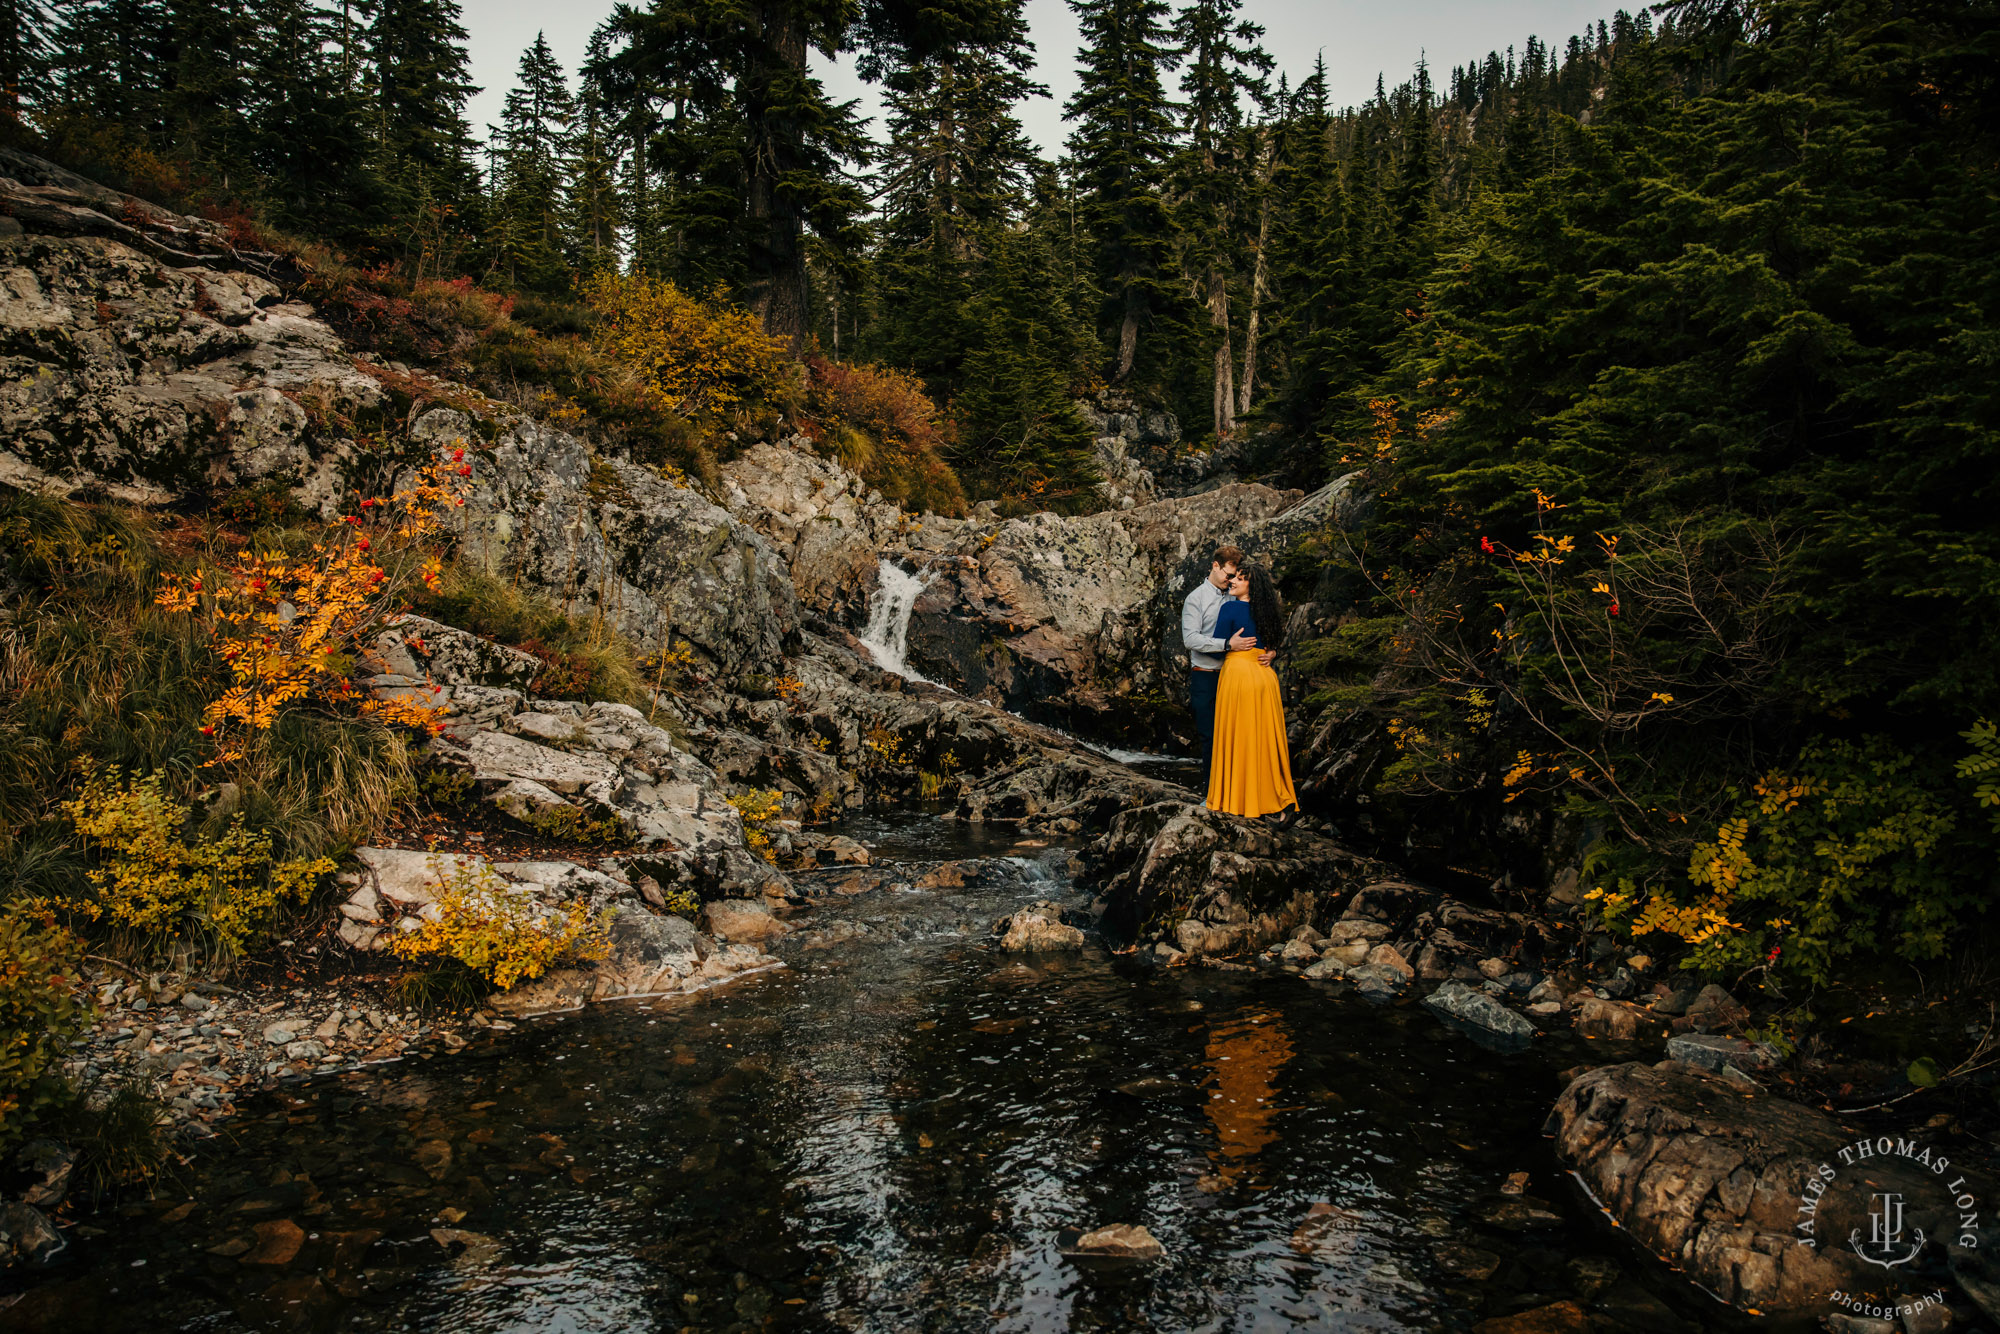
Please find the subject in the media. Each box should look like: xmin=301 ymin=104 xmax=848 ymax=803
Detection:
xmin=71 ymin=965 xmax=491 ymax=1140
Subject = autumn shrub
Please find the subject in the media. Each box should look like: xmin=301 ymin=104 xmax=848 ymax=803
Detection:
xmin=1589 ymin=736 xmax=1988 ymax=986
xmin=386 ymin=859 xmax=612 ymax=990
xmin=0 ymin=906 xmax=92 ymax=1155
xmin=61 ymin=769 xmax=334 ymax=957
xmin=155 ymin=457 xmax=470 ymax=762
xmin=804 ymin=358 xmax=966 ymax=516
xmin=584 ymin=273 xmax=786 ymax=420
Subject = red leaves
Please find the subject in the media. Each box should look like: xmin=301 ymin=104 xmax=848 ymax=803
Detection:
xmin=1480 ymin=535 xmax=1496 ymax=554
xmin=451 ymin=447 xmax=465 ymax=462
xmin=457 ymin=464 xmax=472 ymax=477
xmin=1608 ymin=602 xmax=1621 ymax=616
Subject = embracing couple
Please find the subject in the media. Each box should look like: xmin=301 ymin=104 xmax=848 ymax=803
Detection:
xmin=1181 ymin=545 xmax=1298 ymax=819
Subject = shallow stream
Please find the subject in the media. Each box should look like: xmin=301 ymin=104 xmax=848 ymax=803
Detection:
xmin=2 ymin=816 xmax=1761 ymax=1333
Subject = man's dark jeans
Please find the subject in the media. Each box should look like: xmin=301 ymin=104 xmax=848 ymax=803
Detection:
xmin=1189 ymin=668 xmax=1219 ymax=794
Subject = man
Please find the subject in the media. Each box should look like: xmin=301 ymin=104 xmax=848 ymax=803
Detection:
xmin=1181 ymin=544 xmax=1272 ymax=790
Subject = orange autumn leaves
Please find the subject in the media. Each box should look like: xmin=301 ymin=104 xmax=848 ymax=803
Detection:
xmin=156 ymin=453 xmax=472 ymax=761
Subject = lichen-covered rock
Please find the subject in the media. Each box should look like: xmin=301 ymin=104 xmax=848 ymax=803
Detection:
xmin=0 ymin=161 xmax=382 ymax=506
xmin=433 ymin=410 xmax=799 ymax=675
xmin=362 ymin=615 xmax=543 ymax=692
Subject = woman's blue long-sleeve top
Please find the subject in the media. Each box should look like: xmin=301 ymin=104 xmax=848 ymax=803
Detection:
xmin=1212 ymin=599 xmax=1258 ymax=645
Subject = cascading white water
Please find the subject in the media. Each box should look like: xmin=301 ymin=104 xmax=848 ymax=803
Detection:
xmin=857 ymin=558 xmax=1193 ymax=767
xmin=859 ymin=558 xmax=935 ymax=682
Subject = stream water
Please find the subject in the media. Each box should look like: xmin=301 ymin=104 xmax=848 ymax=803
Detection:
xmin=0 ymin=816 xmax=1760 ymax=1334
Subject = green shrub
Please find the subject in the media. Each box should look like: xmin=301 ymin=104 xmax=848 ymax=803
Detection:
xmin=1591 ymin=737 xmax=1986 ymax=986
xmin=0 ymin=907 xmax=92 ymax=1155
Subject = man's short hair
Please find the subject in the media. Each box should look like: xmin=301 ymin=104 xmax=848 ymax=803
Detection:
xmin=1212 ymin=545 xmax=1245 ymax=570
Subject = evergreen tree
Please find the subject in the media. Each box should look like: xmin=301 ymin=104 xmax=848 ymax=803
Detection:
xmin=248 ymin=0 xmax=380 ymax=241
xmin=858 ymin=0 xmax=1042 ymax=384
xmin=0 ymin=0 xmax=52 ymax=121
xmin=955 ymin=223 xmax=1099 ymax=510
xmin=490 ymin=32 xmax=574 ymax=291
xmin=1169 ymin=0 xmax=1268 ymax=438
xmin=600 ymin=0 xmax=869 ymax=351
xmin=566 ymin=28 xmax=622 ymax=277
xmin=365 ymin=0 xmax=481 ymax=274
xmin=1063 ymin=0 xmax=1179 ymax=384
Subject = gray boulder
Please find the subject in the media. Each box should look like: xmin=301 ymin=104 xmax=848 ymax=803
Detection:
xmin=1422 ymin=980 xmax=1535 ymax=1048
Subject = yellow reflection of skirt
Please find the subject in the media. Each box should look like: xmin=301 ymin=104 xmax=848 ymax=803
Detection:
xmin=1206 ymin=650 xmax=1298 ymax=818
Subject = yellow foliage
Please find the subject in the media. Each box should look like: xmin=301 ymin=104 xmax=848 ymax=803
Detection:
xmin=62 ymin=769 xmax=333 ymax=955
xmin=157 ymin=456 xmax=468 ymax=760
xmin=386 ymin=859 xmax=612 ymax=990
xmin=583 ymin=273 xmax=786 ymax=419
xmin=726 ymin=788 xmax=785 ymax=864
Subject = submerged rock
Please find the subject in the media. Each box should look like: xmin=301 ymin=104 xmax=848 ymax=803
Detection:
xmin=1068 ymin=1223 xmax=1164 ymax=1261
xmin=1422 ymin=981 xmax=1535 ymax=1047
xmin=996 ymin=901 xmax=1085 ymax=952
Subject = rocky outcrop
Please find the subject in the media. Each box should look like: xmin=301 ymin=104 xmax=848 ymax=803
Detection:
xmin=1548 ymin=1061 xmax=1982 ymax=1316
xmin=0 ymin=225 xmax=380 ymax=507
xmin=430 ymin=410 xmax=800 ymax=674
xmin=1086 ymin=803 xmax=1397 ymax=956
xmin=901 ymin=483 xmax=1303 ymax=723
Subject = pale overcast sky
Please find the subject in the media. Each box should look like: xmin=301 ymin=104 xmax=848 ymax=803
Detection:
xmin=463 ymin=0 xmax=1624 ymax=154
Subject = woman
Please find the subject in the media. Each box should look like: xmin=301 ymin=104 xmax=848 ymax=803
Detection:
xmin=1206 ymin=564 xmax=1298 ymax=818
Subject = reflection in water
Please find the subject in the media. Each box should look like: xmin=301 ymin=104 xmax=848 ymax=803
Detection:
xmin=1201 ymin=1008 xmax=1294 ymax=1187
xmin=0 ymin=821 xmax=1733 ymax=1334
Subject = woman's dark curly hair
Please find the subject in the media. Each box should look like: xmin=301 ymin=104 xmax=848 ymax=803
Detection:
xmin=1244 ymin=564 xmax=1284 ymax=652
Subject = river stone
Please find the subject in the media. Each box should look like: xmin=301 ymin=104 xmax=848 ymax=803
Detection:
xmin=1423 ymin=981 xmax=1535 ymax=1047
xmin=1345 ymin=963 xmax=1407 ymax=999
xmin=1545 ymin=1060 xmax=1976 ymax=1315
xmin=1364 ymin=943 xmax=1414 ymax=982
xmin=1666 ymin=1032 xmax=1782 ymax=1074
xmin=998 ymin=901 xmax=1084 ymax=952
xmin=1471 ymin=1301 xmax=1589 ymax=1334
xmin=1323 ymin=919 xmax=1391 ymax=947
xmin=1070 ymin=1223 xmax=1164 ymax=1261
xmin=0 ymin=1201 xmax=65 ymax=1266
xmin=703 ymin=899 xmax=791 ymax=942
xmin=1681 ymin=983 xmax=1750 ymax=1032
xmin=13 ymin=1141 xmax=74 ymax=1210
xmin=1574 ymin=996 xmax=1658 ymax=1041
xmin=1301 ymin=956 xmax=1347 ymax=981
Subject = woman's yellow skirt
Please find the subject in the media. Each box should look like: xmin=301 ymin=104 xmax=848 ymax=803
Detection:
xmin=1205 ymin=649 xmax=1297 ymax=818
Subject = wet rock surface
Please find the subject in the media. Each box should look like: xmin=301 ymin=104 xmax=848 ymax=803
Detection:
xmin=1547 ymin=1060 xmax=1984 ymax=1316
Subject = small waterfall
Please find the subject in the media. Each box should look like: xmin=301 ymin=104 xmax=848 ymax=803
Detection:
xmin=859 ymin=558 xmax=934 ymax=682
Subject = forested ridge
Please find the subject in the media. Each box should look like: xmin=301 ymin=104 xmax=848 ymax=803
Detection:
xmin=4 ymin=0 xmax=1999 ymax=989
